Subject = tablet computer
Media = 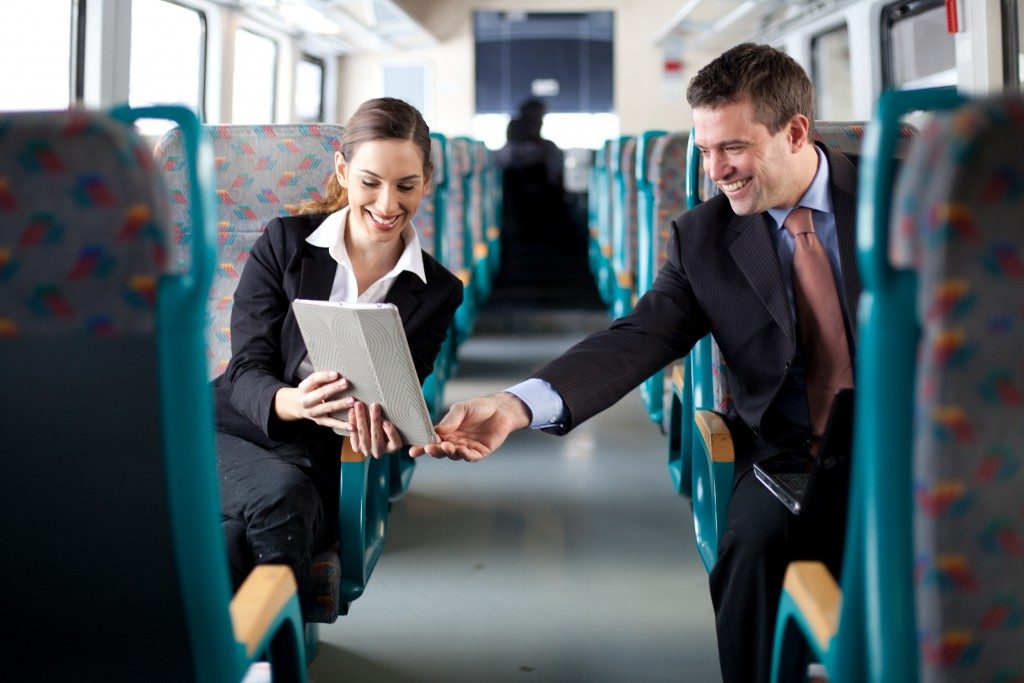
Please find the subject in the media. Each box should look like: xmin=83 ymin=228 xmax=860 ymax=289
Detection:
xmin=291 ymin=299 xmax=438 ymax=445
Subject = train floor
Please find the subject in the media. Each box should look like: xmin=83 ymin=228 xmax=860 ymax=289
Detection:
xmin=306 ymin=304 xmax=722 ymax=682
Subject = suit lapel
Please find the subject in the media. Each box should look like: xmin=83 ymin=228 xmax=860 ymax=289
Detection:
xmin=728 ymin=212 xmax=794 ymax=341
xmin=289 ymin=247 xmax=338 ymax=354
xmin=384 ymin=271 xmax=426 ymax=330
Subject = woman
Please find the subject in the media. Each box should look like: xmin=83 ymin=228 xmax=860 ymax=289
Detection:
xmin=213 ymin=98 xmax=463 ymax=613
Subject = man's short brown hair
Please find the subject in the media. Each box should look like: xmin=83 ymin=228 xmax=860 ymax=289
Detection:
xmin=686 ymin=43 xmax=815 ymax=134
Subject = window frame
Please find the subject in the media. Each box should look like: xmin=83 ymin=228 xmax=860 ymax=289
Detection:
xmin=231 ymin=25 xmax=280 ymax=124
xmin=127 ymin=0 xmax=208 ymax=120
xmin=809 ymin=21 xmax=853 ymax=121
xmin=880 ymin=0 xmax=950 ymax=89
xmin=295 ymin=53 xmax=325 ymax=122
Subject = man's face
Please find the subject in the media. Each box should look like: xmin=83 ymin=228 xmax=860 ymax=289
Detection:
xmin=693 ymin=98 xmax=807 ymax=216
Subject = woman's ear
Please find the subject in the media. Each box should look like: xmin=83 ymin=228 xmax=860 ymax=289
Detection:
xmin=335 ymin=151 xmax=348 ymax=188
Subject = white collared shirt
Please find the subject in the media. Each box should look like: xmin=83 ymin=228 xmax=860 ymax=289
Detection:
xmin=304 ymin=205 xmax=427 ymax=303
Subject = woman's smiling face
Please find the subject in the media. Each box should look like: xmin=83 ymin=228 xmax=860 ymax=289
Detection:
xmin=336 ymin=138 xmax=429 ymax=247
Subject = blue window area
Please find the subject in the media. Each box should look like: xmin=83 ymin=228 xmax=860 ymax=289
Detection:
xmin=474 ymin=11 xmax=614 ymax=115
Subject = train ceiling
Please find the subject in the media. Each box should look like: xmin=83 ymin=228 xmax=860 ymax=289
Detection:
xmin=655 ymin=0 xmax=825 ymax=51
xmin=235 ymin=0 xmax=435 ymax=52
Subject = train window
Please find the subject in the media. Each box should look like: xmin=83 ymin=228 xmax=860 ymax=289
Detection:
xmin=474 ymin=10 xmax=615 ymax=149
xmin=130 ymin=0 xmax=206 ymax=135
xmin=295 ymin=55 xmax=325 ymax=122
xmin=232 ymin=28 xmax=278 ymax=123
xmin=475 ymin=11 xmax=614 ymax=114
xmin=0 ymin=1 xmax=75 ymax=110
xmin=881 ymin=0 xmax=956 ymax=89
xmin=383 ymin=63 xmax=430 ymax=123
xmin=811 ymin=24 xmax=853 ymax=120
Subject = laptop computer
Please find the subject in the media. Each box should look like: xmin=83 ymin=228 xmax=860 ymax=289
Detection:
xmin=753 ymin=389 xmax=854 ymax=515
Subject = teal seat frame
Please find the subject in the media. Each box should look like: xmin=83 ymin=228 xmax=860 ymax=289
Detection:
xmin=1 ymin=105 xmax=307 ymax=681
xmin=633 ymin=129 xmax=670 ymax=426
xmin=119 ymin=105 xmax=308 ymax=679
xmin=610 ymin=134 xmax=638 ymax=318
xmin=663 ymin=129 xmax=735 ymax=573
xmin=770 ymin=86 xmax=964 ymax=683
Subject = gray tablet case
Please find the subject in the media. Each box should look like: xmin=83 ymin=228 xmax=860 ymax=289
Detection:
xmin=291 ymin=299 xmax=438 ymax=445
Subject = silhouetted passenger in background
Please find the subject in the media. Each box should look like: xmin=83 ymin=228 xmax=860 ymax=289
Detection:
xmin=497 ymin=99 xmax=568 ymax=248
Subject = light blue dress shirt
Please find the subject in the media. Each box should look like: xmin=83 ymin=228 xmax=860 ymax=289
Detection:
xmin=509 ymin=147 xmax=848 ymax=431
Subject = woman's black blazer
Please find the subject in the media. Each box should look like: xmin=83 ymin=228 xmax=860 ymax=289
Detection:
xmin=214 ymin=212 xmax=463 ymax=452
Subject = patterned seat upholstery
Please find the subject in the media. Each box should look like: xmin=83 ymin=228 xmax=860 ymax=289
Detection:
xmin=156 ymin=124 xmax=346 ymax=624
xmin=814 ymin=120 xmax=918 ymax=165
xmin=446 ymin=137 xmax=475 ymax=342
xmin=0 ymin=108 xmax=306 ymax=678
xmin=890 ymin=96 xmax=1024 ymax=681
xmin=468 ymin=139 xmax=491 ymax=302
xmin=648 ymin=133 xmax=688 ymax=285
xmin=156 ymin=124 xmax=341 ymax=378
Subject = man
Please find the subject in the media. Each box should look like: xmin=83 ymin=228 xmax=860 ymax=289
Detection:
xmin=411 ymin=43 xmax=857 ymax=682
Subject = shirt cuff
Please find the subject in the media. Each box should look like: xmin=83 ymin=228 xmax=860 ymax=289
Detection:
xmin=505 ymin=378 xmax=567 ymax=430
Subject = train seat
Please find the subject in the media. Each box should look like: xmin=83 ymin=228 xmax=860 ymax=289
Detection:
xmin=482 ymin=141 xmax=503 ymax=280
xmin=418 ymin=132 xmax=454 ymax=422
xmin=154 ymin=123 xmax=389 ymax=624
xmin=445 ymin=136 xmax=476 ymax=344
xmin=770 ymin=87 xmax=971 ymax=683
xmin=0 ymin=107 xmax=307 ymax=681
xmin=610 ymin=134 xmax=638 ymax=319
xmin=634 ymin=130 xmax=678 ymax=430
xmin=468 ymin=139 xmax=492 ymax=303
xmin=591 ymin=138 xmax=616 ymax=305
xmin=894 ymin=93 xmax=1024 ymax=683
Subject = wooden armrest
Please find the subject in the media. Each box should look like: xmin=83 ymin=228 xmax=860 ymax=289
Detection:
xmin=694 ymin=410 xmax=735 ymax=463
xmin=229 ymin=565 xmax=298 ymax=658
xmin=457 ymin=269 xmax=472 ymax=286
xmin=616 ymin=271 xmax=633 ymax=289
xmin=672 ymin=363 xmax=686 ymax=393
xmin=473 ymin=242 xmax=489 ymax=260
xmin=487 ymin=226 xmax=500 ymax=240
xmin=783 ymin=561 xmax=841 ymax=652
xmin=341 ymin=437 xmax=365 ymax=462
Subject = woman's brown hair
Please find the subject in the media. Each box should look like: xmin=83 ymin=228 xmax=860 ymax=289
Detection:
xmin=291 ymin=97 xmax=432 ymax=215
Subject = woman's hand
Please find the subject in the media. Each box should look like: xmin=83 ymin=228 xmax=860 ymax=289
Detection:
xmin=274 ymin=370 xmax=354 ymax=431
xmin=347 ymin=401 xmax=404 ymax=458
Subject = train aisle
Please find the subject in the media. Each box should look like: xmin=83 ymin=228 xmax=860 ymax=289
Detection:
xmin=308 ymin=311 xmax=721 ymax=682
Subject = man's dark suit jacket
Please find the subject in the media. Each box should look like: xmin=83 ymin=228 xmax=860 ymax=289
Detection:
xmin=214 ymin=212 xmax=463 ymax=462
xmin=534 ymin=145 xmax=859 ymax=475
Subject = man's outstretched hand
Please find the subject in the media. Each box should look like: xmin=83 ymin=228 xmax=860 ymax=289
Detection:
xmin=409 ymin=392 xmax=532 ymax=461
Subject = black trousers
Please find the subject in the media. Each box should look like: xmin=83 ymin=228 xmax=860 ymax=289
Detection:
xmin=709 ymin=465 xmax=847 ymax=683
xmin=215 ymin=431 xmax=334 ymax=611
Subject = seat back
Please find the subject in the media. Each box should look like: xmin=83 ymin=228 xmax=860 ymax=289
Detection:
xmin=0 ymin=108 xmax=243 ymax=680
xmin=634 ymin=129 xmax=675 ymax=296
xmin=469 ymin=139 xmax=487 ymax=261
xmin=155 ymin=123 xmax=342 ymax=378
xmin=611 ymin=135 xmax=639 ymax=295
xmin=417 ymin=133 xmax=447 ymax=260
xmin=889 ymin=96 xmax=1024 ymax=681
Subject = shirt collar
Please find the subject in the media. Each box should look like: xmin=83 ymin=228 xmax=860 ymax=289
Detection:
xmin=305 ymin=205 xmax=427 ymax=284
xmin=766 ymin=146 xmax=833 ymax=229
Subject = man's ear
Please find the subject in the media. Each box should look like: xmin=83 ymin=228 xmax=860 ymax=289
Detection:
xmin=787 ymin=114 xmax=812 ymax=151
xmin=335 ymin=151 xmax=348 ymax=188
